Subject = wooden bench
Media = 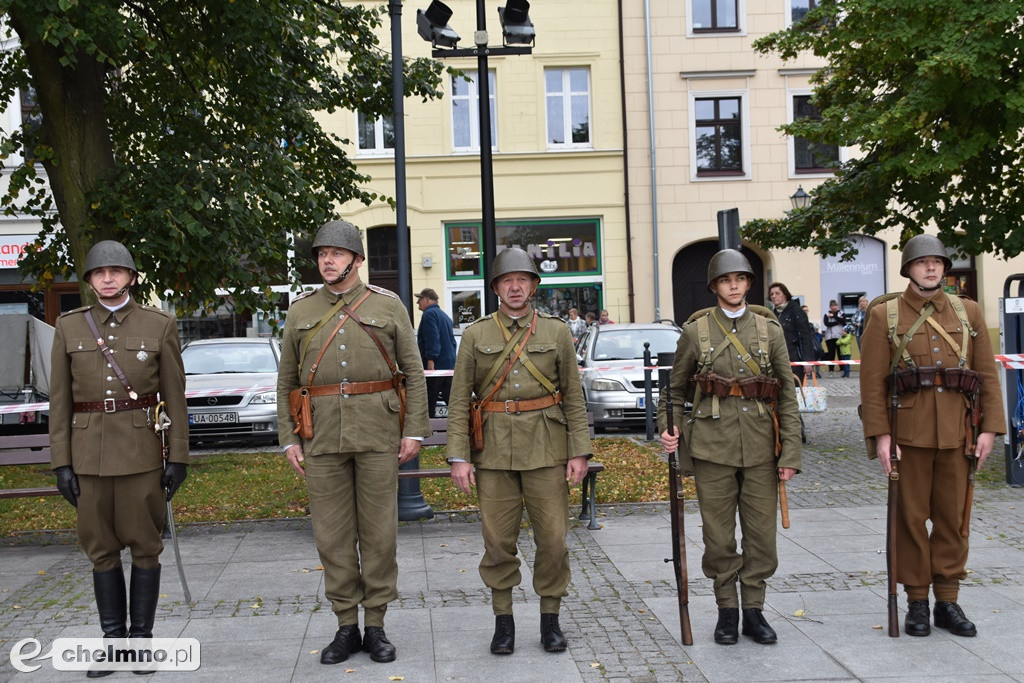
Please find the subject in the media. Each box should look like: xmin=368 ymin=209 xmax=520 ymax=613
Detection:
xmin=0 ymin=432 xmax=59 ymax=499
xmin=403 ymin=415 xmax=606 ymax=530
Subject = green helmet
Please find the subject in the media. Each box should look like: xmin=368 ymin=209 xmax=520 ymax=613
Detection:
xmin=706 ymin=249 xmax=754 ymax=290
xmin=311 ymin=220 xmax=365 ymax=259
xmin=83 ymin=240 xmax=137 ymax=281
xmin=489 ymin=247 xmax=540 ymax=288
xmin=900 ymin=234 xmax=951 ymax=277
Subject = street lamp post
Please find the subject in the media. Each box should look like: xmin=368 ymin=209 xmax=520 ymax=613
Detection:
xmin=418 ymin=0 xmax=534 ymax=315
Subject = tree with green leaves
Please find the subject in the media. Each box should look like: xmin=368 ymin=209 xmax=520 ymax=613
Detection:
xmin=0 ymin=0 xmax=444 ymax=313
xmin=746 ymin=0 xmax=1024 ymax=259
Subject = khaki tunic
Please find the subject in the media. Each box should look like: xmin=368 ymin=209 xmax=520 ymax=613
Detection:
xmin=49 ymin=298 xmax=188 ymax=570
xmin=446 ymin=308 xmax=590 ymax=465
xmin=657 ymin=306 xmax=802 ymax=608
xmin=859 ymin=287 xmax=1004 ymax=598
xmin=446 ymin=306 xmax=590 ymax=613
xmin=276 ymin=281 xmax=430 ymax=452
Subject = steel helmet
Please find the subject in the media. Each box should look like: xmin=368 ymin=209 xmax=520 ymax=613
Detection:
xmin=489 ymin=247 xmax=540 ymax=288
xmin=311 ymin=220 xmax=365 ymax=259
xmin=900 ymin=234 xmax=951 ymax=277
xmin=83 ymin=240 xmax=137 ymax=281
xmin=706 ymin=249 xmax=754 ymax=290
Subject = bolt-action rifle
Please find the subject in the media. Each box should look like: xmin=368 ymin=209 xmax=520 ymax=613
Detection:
xmin=658 ymin=352 xmax=693 ymax=646
xmin=886 ymin=369 xmax=900 ymax=638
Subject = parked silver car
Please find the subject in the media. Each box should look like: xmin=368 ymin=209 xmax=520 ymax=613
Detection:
xmin=576 ymin=322 xmax=681 ymax=431
xmin=181 ymin=337 xmax=281 ymax=444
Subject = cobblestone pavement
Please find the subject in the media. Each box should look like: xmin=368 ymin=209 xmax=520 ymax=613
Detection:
xmin=2 ymin=374 xmax=1023 ymax=681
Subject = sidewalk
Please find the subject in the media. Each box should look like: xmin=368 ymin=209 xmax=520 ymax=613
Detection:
xmin=2 ymin=379 xmax=1023 ymax=682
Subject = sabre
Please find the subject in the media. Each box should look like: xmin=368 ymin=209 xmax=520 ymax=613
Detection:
xmin=154 ymin=401 xmax=192 ymax=604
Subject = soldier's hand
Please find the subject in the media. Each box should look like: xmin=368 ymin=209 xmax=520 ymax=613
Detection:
xmin=875 ymin=435 xmax=901 ymax=475
xmin=778 ymin=467 xmax=797 ymax=482
xmin=660 ymin=426 xmax=679 ymax=453
xmin=285 ymin=444 xmax=306 ymax=477
xmin=451 ymin=461 xmax=475 ymax=495
xmin=54 ymin=466 xmax=79 ymax=508
xmin=566 ymin=456 xmax=589 ymax=486
xmin=398 ymin=438 xmax=421 ymax=465
xmin=975 ymin=432 xmax=996 ymax=468
xmin=162 ymin=462 xmax=188 ymax=501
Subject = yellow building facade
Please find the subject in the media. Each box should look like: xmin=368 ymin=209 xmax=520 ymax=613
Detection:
xmin=330 ymin=0 xmax=629 ymax=329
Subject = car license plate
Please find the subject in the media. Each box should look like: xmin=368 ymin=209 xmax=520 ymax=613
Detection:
xmin=189 ymin=412 xmax=238 ymax=425
xmin=636 ymin=396 xmax=659 ymax=409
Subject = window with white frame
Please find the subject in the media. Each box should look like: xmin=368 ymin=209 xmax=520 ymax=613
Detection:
xmin=356 ymin=112 xmax=394 ymax=155
xmin=791 ymin=94 xmax=838 ymax=174
xmin=545 ymin=67 xmax=591 ymax=147
xmin=452 ymin=70 xmax=496 ymax=151
xmin=692 ymin=0 xmax=739 ymax=32
xmin=693 ymin=95 xmax=745 ymax=176
xmin=790 ymin=0 xmax=816 ymax=24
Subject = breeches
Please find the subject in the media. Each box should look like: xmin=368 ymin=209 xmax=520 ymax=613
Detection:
xmin=77 ymin=469 xmax=165 ymax=572
xmin=476 ymin=466 xmax=570 ymax=614
xmin=693 ymin=459 xmax=778 ymax=609
xmin=305 ymin=451 xmax=399 ymax=626
xmin=895 ymin=445 xmax=970 ymax=599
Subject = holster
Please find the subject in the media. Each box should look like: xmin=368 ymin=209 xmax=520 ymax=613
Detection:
xmin=469 ymin=402 xmax=485 ymax=452
xmin=289 ymin=388 xmax=313 ymax=440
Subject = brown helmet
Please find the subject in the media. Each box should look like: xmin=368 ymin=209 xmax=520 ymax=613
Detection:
xmin=900 ymin=234 xmax=951 ymax=277
xmin=706 ymin=249 xmax=754 ymax=290
xmin=311 ymin=220 xmax=365 ymax=259
xmin=489 ymin=247 xmax=540 ymax=288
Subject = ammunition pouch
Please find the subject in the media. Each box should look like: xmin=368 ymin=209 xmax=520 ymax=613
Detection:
xmin=887 ymin=366 xmax=981 ymax=397
xmin=693 ymin=372 xmax=781 ymax=401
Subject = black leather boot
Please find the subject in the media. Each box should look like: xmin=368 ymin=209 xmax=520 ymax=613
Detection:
xmin=88 ymin=568 xmax=127 ymax=679
xmin=540 ymin=613 xmax=567 ymax=652
xmin=713 ymin=608 xmax=739 ymax=645
xmin=904 ymin=599 xmax=931 ymax=636
xmin=741 ymin=608 xmax=777 ymax=644
xmin=128 ymin=565 xmax=161 ymax=675
xmin=321 ymin=625 xmax=362 ymax=664
xmin=934 ymin=601 xmax=977 ymax=637
xmin=490 ymin=614 xmax=515 ymax=655
xmin=362 ymin=626 xmax=397 ymax=663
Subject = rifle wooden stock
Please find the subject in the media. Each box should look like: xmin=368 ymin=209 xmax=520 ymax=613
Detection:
xmin=659 ymin=355 xmax=693 ymax=646
xmin=886 ymin=373 xmax=900 ymax=638
xmin=778 ymin=480 xmax=790 ymax=529
xmin=961 ymin=455 xmax=976 ymax=538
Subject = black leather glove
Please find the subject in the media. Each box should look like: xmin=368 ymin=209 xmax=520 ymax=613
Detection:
xmin=54 ymin=466 xmax=79 ymax=508
xmin=161 ymin=462 xmax=188 ymax=501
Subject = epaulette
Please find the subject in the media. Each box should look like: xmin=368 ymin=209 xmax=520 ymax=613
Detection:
xmin=367 ymin=283 xmax=399 ymax=299
xmin=59 ymin=305 xmax=93 ymax=318
xmin=466 ymin=313 xmax=493 ymax=327
xmin=292 ymin=288 xmax=317 ymax=303
xmin=140 ymin=304 xmax=173 ymax=318
xmin=538 ymin=311 xmax=558 ymax=319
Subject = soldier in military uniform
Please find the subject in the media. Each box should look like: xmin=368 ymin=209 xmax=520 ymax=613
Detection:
xmin=659 ymin=249 xmax=802 ymax=645
xmin=446 ymin=248 xmax=591 ymax=655
xmin=49 ymin=241 xmax=188 ymax=677
xmin=277 ymin=220 xmax=429 ymax=665
xmin=860 ymin=234 xmax=1004 ymax=637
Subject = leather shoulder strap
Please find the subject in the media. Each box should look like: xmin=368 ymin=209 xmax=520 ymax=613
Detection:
xmin=303 ymin=290 xmax=371 ymax=385
xmin=83 ymin=310 xmax=138 ymax=400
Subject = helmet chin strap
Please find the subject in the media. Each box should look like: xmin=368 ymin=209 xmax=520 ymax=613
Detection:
xmin=325 ymin=257 xmax=355 ymax=287
xmin=910 ymin=274 xmax=944 ymax=293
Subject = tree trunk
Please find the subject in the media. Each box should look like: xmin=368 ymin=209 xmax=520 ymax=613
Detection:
xmin=8 ymin=10 xmax=119 ymax=304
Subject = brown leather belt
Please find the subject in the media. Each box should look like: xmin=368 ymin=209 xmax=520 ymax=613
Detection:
xmin=305 ymin=378 xmax=400 ymax=397
xmin=727 ymin=384 xmax=744 ymax=397
xmin=74 ymin=394 xmax=159 ymax=413
xmin=479 ymin=392 xmax=562 ymax=413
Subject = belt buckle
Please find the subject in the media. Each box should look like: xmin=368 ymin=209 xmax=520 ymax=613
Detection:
xmin=103 ymin=398 xmax=117 ymax=413
xmin=504 ymin=399 xmax=519 ymax=414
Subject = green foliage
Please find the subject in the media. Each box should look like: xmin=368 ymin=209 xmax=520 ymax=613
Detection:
xmin=748 ymin=0 xmax=1024 ymax=260
xmin=0 ymin=0 xmax=445 ymax=313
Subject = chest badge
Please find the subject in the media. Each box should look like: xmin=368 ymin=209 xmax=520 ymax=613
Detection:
xmin=137 ymin=350 xmax=149 ymax=363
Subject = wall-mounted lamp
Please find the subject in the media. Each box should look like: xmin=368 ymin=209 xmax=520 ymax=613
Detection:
xmin=790 ymin=185 xmax=811 ymax=210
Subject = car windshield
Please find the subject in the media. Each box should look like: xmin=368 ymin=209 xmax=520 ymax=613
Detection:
xmin=590 ymin=329 xmax=679 ymax=361
xmin=182 ymin=343 xmax=278 ymax=375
